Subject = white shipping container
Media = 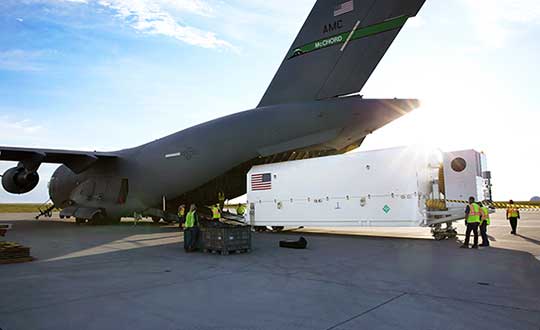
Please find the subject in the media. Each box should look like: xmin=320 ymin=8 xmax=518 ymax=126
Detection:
xmin=246 ymin=146 xmax=445 ymax=228
xmin=442 ymin=149 xmax=489 ymax=204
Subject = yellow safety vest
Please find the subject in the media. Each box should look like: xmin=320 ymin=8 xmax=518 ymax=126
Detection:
xmin=236 ymin=205 xmax=246 ymax=216
xmin=467 ymin=203 xmax=481 ymax=223
xmin=212 ymin=207 xmax=220 ymax=219
xmin=178 ymin=207 xmax=185 ymax=217
xmin=218 ymin=192 xmax=225 ymax=202
xmin=185 ymin=211 xmax=196 ymax=228
xmin=507 ymin=207 xmax=519 ymax=218
xmin=481 ymin=206 xmax=490 ymax=225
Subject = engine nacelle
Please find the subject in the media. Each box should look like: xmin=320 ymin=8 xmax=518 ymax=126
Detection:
xmin=1 ymin=166 xmax=39 ymax=194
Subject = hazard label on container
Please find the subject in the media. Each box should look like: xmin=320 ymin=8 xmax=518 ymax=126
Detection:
xmin=383 ymin=205 xmax=391 ymax=214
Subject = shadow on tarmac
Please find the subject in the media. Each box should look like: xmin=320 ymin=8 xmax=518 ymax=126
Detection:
xmin=1 ymin=226 xmax=540 ymax=330
xmin=517 ymin=234 xmax=540 ymax=246
xmin=0 ymin=219 xmax=182 ymax=261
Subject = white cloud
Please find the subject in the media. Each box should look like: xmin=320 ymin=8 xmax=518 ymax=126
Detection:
xmin=15 ymin=0 xmax=231 ymax=49
xmin=158 ymin=0 xmax=213 ymax=17
xmin=96 ymin=0 xmax=231 ymax=49
xmin=199 ymin=0 xmax=313 ymax=52
xmin=462 ymin=0 xmax=540 ymax=48
xmin=0 ymin=116 xmax=43 ymax=137
xmin=0 ymin=50 xmax=51 ymax=71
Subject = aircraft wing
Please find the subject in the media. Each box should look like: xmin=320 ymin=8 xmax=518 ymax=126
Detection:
xmin=0 ymin=146 xmax=118 ymax=173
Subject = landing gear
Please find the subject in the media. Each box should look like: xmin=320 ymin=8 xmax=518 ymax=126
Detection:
xmin=88 ymin=213 xmax=104 ymax=226
xmin=152 ymin=216 xmax=162 ymax=224
xmin=254 ymin=226 xmax=268 ymax=232
xmin=87 ymin=213 xmax=120 ymax=225
xmin=431 ymin=222 xmax=458 ymax=241
xmin=271 ymin=226 xmax=284 ymax=232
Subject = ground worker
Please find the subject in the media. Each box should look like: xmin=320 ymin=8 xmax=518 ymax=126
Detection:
xmin=236 ymin=204 xmax=246 ymax=216
xmin=183 ymin=204 xmax=199 ymax=252
xmin=506 ymin=200 xmax=520 ymax=235
xmin=177 ymin=204 xmax=186 ymax=229
xmin=211 ymin=204 xmax=221 ymax=220
xmin=218 ymin=192 xmax=225 ymax=211
xmin=479 ymin=201 xmax=490 ymax=247
xmin=461 ymin=196 xmax=480 ymax=249
xmin=133 ymin=211 xmax=142 ymax=226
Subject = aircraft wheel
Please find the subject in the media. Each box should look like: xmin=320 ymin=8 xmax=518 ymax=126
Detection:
xmin=75 ymin=218 xmax=85 ymax=224
xmin=89 ymin=213 xmax=105 ymax=225
xmin=272 ymin=226 xmax=284 ymax=232
xmin=254 ymin=226 xmax=267 ymax=232
xmin=60 ymin=215 xmax=65 ymax=219
xmin=433 ymin=232 xmax=447 ymax=241
xmin=152 ymin=216 xmax=161 ymax=224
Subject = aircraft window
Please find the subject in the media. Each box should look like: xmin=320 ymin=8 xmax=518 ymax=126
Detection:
xmin=451 ymin=157 xmax=467 ymax=172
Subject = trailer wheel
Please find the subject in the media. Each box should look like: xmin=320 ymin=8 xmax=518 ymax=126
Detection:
xmin=75 ymin=218 xmax=85 ymax=224
xmin=152 ymin=217 xmax=161 ymax=224
xmin=433 ymin=233 xmax=447 ymax=241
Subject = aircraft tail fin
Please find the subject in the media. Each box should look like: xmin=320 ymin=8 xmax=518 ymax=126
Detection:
xmin=258 ymin=0 xmax=426 ymax=108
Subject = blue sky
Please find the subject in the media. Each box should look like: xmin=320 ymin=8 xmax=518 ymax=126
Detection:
xmin=0 ymin=0 xmax=539 ymax=203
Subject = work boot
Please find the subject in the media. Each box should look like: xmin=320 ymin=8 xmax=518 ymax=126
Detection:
xmin=460 ymin=244 xmax=469 ymax=249
xmin=480 ymin=243 xmax=489 ymax=247
xmin=472 ymin=245 xmax=478 ymax=249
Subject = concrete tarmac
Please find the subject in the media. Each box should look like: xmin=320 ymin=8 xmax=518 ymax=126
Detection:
xmin=1 ymin=210 xmax=539 ymax=330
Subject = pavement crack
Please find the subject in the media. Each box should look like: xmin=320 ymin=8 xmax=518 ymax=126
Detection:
xmin=407 ymin=292 xmax=540 ymax=314
xmin=324 ymin=292 xmax=407 ymax=330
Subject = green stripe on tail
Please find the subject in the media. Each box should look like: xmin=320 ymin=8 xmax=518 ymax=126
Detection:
xmin=289 ymin=15 xmax=409 ymax=59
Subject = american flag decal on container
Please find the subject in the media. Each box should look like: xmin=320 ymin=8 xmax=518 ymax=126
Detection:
xmin=334 ymin=0 xmax=354 ymax=17
xmin=251 ymin=173 xmax=272 ymax=191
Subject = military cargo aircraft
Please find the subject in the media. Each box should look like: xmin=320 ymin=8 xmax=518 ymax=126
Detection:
xmin=0 ymin=0 xmax=426 ymax=224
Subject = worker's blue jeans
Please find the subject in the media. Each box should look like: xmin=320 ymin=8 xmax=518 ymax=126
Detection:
xmin=184 ymin=227 xmax=199 ymax=251
xmin=480 ymin=222 xmax=489 ymax=246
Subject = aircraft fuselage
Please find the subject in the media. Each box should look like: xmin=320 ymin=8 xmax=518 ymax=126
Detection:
xmin=49 ymin=97 xmax=417 ymax=220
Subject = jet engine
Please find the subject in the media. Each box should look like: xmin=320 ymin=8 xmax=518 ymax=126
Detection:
xmin=1 ymin=166 xmax=39 ymax=194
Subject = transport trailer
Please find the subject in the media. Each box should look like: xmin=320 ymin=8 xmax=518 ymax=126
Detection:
xmin=245 ymin=146 xmax=491 ymax=239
